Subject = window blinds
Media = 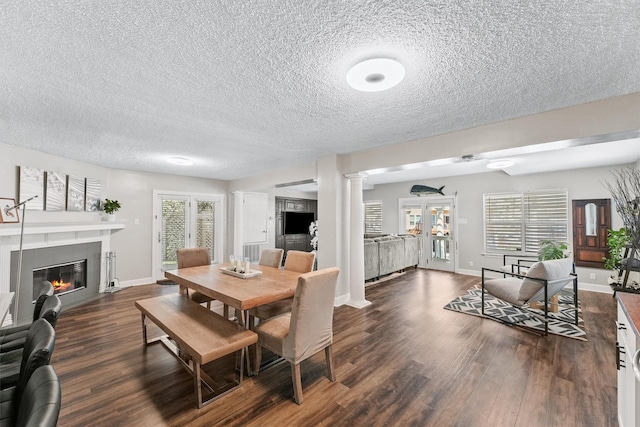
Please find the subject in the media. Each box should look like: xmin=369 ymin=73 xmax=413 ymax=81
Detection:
xmin=484 ymin=190 xmax=567 ymax=254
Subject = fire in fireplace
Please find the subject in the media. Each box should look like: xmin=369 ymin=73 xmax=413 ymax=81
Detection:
xmin=33 ymin=259 xmax=87 ymax=301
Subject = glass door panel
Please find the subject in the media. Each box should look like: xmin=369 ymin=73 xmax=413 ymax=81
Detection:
xmin=195 ymin=200 xmax=216 ymax=263
xmin=160 ymin=196 xmax=189 ymax=272
xmin=430 ymin=204 xmax=452 ymax=268
xmin=400 ymin=203 xmax=425 ymax=267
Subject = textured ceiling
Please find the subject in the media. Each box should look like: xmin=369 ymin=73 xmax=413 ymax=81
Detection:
xmin=1 ymin=1 xmax=639 ymax=181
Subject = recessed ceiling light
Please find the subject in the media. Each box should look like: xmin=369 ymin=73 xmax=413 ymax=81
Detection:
xmin=487 ymin=159 xmax=514 ymax=169
xmin=168 ymin=157 xmax=192 ymax=166
xmin=347 ymin=58 xmax=405 ymax=92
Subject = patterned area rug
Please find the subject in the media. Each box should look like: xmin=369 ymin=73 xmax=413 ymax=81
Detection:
xmin=444 ymin=286 xmax=586 ymax=341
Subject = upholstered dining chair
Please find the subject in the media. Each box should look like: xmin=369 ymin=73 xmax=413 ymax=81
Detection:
xmin=176 ymin=248 xmax=218 ymax=312
xmin=253 ymin=267 xmax=339 ymax=404
xmin=283 ymin=250 xmax=316 ymax=273
xmin=248 ymin=250 xmax=315 ymax=328
xmin=258 ymin=248 xmax=284 ymax=269
xmin=481 ymin=257 xmax=578 ymax=335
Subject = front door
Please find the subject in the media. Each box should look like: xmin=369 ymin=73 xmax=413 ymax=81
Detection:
xmin=572 ymin=199 xmax=610 ymax=268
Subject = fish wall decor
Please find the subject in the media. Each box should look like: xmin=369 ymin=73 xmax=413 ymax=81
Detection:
xmin=410 ymin=184 xmax=445 ymax=196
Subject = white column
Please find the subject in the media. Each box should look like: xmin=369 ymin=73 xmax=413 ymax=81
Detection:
xmin=345 ymin=173 xmax=371 ymax=308
xmin=339 ymin=175 xmax=351 ymax=305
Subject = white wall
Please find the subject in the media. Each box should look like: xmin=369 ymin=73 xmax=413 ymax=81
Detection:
xmin=364 ymin=164 xmax=631 ymax=290
xmin=0 ymin=142 xmax=228 ymax=283
xmin=107 ymin=169 xmax=227 ymax=282
xmin=0 ymin=142 xmax=108 ymax=223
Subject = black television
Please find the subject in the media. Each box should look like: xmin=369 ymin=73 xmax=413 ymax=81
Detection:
xmin=284 ymin=211 xmax=315 ymax=235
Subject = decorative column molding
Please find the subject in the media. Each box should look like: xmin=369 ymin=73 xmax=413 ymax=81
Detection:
xmin=345 ymin=172 xmax=371 ymax=308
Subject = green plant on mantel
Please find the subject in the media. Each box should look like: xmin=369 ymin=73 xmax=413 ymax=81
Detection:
xmin=102 ymin=199 xmax=121 ymax=214
xmin=604 ymin=227 xmax=630 ymax=270
xmin=537 ymin=240 xmax=568 ymax=261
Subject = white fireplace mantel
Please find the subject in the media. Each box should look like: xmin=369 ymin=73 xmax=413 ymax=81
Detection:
xmin=0 ymin=221 xmax=124 ymax=237
xmin=0 ymin=221 xmax=125 ymax=315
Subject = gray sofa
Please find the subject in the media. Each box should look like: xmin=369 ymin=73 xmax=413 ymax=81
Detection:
xmin=364 ymin=234 xmax=421 ymax=281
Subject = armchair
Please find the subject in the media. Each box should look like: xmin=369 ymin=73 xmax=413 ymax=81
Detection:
xmin=481 ymin=258 xmax=578 ymax=335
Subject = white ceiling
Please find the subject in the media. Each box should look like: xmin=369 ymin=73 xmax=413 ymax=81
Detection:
xmin=1 ymin=1 xmax=639 ymax=182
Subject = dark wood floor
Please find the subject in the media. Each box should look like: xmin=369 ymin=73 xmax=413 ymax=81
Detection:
xmin=50 ymin=269 xmax=618 ymax=426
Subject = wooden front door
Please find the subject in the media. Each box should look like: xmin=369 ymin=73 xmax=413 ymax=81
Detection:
xmin=572 ymin=199 xmax=611 ymax=268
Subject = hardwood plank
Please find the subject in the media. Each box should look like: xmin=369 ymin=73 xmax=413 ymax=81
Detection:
xmin=49 ymin=269 xmax=618 ymax=426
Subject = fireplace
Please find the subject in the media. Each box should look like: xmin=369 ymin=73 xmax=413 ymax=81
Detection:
xmin=33 ymin=259 xmax=87 ymax=300
xmin=10 ymin=241 xmax=102 ymax=324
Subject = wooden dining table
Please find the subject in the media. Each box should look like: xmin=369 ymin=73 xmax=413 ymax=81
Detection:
xmin=164 ymin=264 xmax=301 ymax=376
xmin=164 ymin=263 xmax=301 ymax=314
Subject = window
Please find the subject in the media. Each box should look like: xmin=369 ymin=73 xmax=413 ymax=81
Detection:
xmin=364 ymin=201 xmax=383 ymax=233
xmin=484 ymin=189 xmax=568 ymax=254
xmin=409 ymin=215 xmax=415 ymax=226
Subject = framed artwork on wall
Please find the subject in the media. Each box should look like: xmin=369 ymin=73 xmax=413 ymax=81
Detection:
xmin=18 ymin=166 xmax=44 ymax=210
xmin=0 ymin=198 xmax=20 ymax=223
xmin=85 ymin=178 xmax=101 ymax=212
xmin=46 ymin=171 xmax=67 ymax=211
xmin=66 ymin=175 xmax=85 ymax=211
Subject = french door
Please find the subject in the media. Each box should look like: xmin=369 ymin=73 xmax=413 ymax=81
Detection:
xmin=399 ymin=196 xmax=456 ymax=272
xmin=152 ymin=191 xmax=224 ymax=281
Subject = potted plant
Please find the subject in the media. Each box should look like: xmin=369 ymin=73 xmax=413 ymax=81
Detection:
xmin=309 ymin=220 xmax=318 ymax=251
xmin=102 ymin=198 xmax=121 ymax=222
xmin=604 ymin=228 xmax=630 ymax=284
xmin=537 ymin=240 xmax=568 ymax=261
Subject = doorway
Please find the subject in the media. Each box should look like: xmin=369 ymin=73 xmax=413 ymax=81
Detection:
xmin=399 ymin=196 xmax=456 ymax=272
xmin=152 ymin=191 xmax=224 ymax=281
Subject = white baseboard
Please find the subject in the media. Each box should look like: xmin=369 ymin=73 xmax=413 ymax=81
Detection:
xmin=578 ymin=282 xmax=613 ymax=294
xmin=118 ymin=277 xmax=154 ymax=288
xmin=456 ymin=268 xmax=480 ymax=276
xmin=334 ymin=293 xmax=350 ymax=307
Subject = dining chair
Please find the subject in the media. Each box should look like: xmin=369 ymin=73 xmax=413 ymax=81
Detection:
xmin=253 ymin=267 xmax=339 ymax=404
xmin=248 ymin=250 xmax=315 ymax=327
xmin=283 ymin=250 xmax=316 ymax=273
xmin=258 ymin=248 xmax=284 ymax=269
xmin=176 ymin=248 xmax=217 ymax=311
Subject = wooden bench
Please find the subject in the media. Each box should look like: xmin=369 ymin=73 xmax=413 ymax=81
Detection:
xmin=135 ymin=294 xmax=257 ymax=408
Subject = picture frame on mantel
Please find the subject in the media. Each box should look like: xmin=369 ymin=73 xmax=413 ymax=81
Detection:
xmin=0 ymin=198 xmax=20 ymax=223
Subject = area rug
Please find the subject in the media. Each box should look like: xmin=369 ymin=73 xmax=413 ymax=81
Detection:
xmin=443 ymin=286 xmax=587 ymax=341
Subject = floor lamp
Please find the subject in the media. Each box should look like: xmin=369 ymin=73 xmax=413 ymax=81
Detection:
xmin=7 ymin=194 xmax=38 ymax=326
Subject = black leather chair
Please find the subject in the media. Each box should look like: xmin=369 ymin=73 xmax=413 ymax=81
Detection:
xmin=0 ymin=319 xmax=56 ymax=391
xmin=0 ymin=282 xmax=54 ymax=343
xmin=0 ymin=365 xmax=61 ymax=427
xmin=0 ymin=296 xmax=62 ymax=354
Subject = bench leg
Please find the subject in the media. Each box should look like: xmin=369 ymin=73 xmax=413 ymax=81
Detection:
xmin=194 ymin=347 xmax=246 ymax=408
xmin=140 ymin=313 xmax=167 ymax=346
xmin=194 ymin=360 xmax=203 ymax=408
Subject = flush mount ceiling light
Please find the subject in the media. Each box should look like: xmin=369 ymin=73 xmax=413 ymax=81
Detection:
xmin=168 ymin=157 xmax=193 ymax=166
xmin=346 ymin=58 xmax=405 ymax=92
xmin=487 ymin=159 xmax=515 ymax=169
